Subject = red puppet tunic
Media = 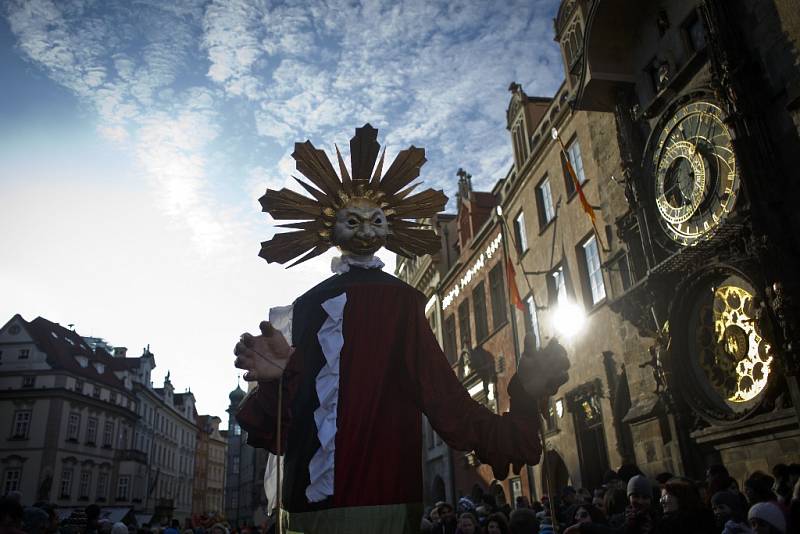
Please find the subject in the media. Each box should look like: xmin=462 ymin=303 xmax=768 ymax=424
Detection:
xmin=237 ymin=266 xmax=541 ymax=533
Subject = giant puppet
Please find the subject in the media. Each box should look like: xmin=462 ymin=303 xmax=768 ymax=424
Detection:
xmin=233 ymin=125 xmax=570 ymax=533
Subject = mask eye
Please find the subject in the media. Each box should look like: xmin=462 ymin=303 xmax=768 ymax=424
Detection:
xmin=347 ymin=218 xmax=359 ymax=226
xmin=373 ymin=216 xmax=383 ymax=225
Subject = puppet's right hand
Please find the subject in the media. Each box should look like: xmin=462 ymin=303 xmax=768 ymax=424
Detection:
xmin=233 ymin=321 xmax=293 ymax=381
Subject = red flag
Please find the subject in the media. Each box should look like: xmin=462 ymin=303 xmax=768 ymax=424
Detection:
xmin=506 ymin=258 xmax=525 ymax=311
xmin=561 ymin=151 xmax=596 ymax=225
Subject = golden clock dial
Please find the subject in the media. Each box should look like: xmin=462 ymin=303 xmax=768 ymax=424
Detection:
xmin=652 ymin=101 xmax=740 ymax=246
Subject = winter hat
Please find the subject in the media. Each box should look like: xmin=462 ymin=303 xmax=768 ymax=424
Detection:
xmin=627 ymin=475 xmax=652 ymax=497
xmin=748 ymin=502 xmax=786 ymax=533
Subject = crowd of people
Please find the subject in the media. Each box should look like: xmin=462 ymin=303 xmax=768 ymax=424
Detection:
xmin=2 ymin=462 xmax=799 ymax=533
xmin=422 ymin=463 xmax=800 ymax=534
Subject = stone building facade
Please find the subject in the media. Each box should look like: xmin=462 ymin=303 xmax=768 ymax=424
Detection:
xmin=565 ymin=0 xmax=800 ymax=481
xmin=193 ymin=415 xmax=226 ymax=517
xmin=436 ymin=172 xmax=535 ymax=506
xmin=499 ymin=78 xmax=652 ymax=494
xmin=0 ymin=314 xmax=203 ymax=525
xmin=0 ymin=315 xmax=146 ymax=516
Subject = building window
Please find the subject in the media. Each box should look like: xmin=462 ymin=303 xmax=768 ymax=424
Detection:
xmin=18 ymin=349 xmax=30 ymax=360
xmin=93 ymin=386 xmax=101 ymax=398
xmin=22 ymin=376 xmax=35 ymax=388
xmin=67 ymin=413 xmax=80 ymax=441
xmin=75 ymin=379 xmax=83 ymax=393
xmin=96 ymin=472 xmax=108 ymax=500
xmin=473 ymin=282 xmax=489 ymax=342
xmin=548 ymin=265 xmax=568 ymax=305
xmin=86 ymin=417 xmax=97 ymax=445
xmin=457 ymin=299 xmax=472 ymax=352
xmin=79 ymin=470 xmax=91 ymax=499
xmin=524 ymin=296 xmax=541 ymax=350
xmin=103 ymin=421 xmax=114 ymax=448
xmin=232 ymin=423 xmax=240 ymax=436
xmin=582 ymin=235 xmax=606 ymax=306
xmin=564 ymin=137 xmax=586 ymax=196
xmin=60 ymin=468 xmax=74 ymax=499
xmin=489 ymin=263 xmax=507 ymax=330
xmin=232 ymin=456 xmax=239 ymax=474
xmin=513 ymin=211 xmax=528 ymax=254
xmin=443 ymin=315 xmax=457 ymax=365
xmin=12 ymin=410 xmax=31 ymax=439
xmin=511 ymin=119 xmax=528 ymax=167
xmin=3 ymin=469 xmax=21 ymax=494
xmin=536 ymin=177 xmax=556 ymax=228
xmin=117 ymin=475 xmax=130 ymax=500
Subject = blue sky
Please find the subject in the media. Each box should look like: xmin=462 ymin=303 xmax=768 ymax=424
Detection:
xmin=0 ymin=0 xmax=563 ymax=419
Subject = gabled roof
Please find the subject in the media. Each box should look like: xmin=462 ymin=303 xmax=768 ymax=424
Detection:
xmin=22 ymin=315 xmax=130 ymax=391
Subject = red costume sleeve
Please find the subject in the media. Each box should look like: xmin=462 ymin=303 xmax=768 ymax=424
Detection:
xmin=236 ymin=350 xmax=303 ymax=454
xmin=405 ymin=293 xmax=542 ymax=479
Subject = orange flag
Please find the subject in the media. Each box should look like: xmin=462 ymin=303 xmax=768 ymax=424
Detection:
xmin=561 ymin=150 xmax=596 ymax=225
xmin=506 ymin=258 xmax=525 ymax=311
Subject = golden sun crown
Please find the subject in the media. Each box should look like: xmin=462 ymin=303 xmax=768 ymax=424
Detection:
xmin=259 ymin=124 xmax=448 ymax=267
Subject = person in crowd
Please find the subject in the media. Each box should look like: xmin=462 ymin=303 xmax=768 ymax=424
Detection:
xmin=790 ymin=478 xmax=800 ymax=534
xmin=85 ymin=504 xmax=102 ymax=534
xmin=455 ymin=512 xmax=480 ymax=534
xmin=433 ymin=502 xmax=457 ymax=534
xmin=617 ymin=465 xmax=644 ymax=485
xmin=570 ymin=503 xmax=606 ymax=527
xmin=745 ymin=472 xmax=779 ymax=506
xmin=165 ymin=519 xmax=181 ymax=534
xmin=485 ymin=512 xmax=510 ymax=534
xmin=22 ymin=506 xmax=49 ymax=534
xmin=603 ymin=487 xmax=628 ymax=528
xmin=659 ymin=477 xmax=715 ymax=533
xmin=772 ymin=464 xmax=792 ymax=505
xmin=748 ymin=501 xmax=786 ymax=534
xmin=711 ymin=490 xmax=751 ymax=534
xmin=508 ymin=508 xmax=538 ymax=534
xmin=0 ymin=497 xmax=25 ymax=534
xmin=577 ymin=488 xmax=593 ymax=505
xmin=112 ymin=522 xmax=130 ymax=534
xmin=515 ymin=496 xmax=531 ymax=510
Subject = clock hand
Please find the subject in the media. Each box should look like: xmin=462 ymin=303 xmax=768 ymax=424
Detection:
xmin=691 ymin=112 xmax=704 ymax=156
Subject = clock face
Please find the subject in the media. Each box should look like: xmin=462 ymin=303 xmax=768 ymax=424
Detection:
xmin=652 ymin=101 xmax=740 ymax=246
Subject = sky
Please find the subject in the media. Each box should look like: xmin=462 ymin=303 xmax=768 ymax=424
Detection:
xmin=0 ymin=0 xmax=563 ymax=420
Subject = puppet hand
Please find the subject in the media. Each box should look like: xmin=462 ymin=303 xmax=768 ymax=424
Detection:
xmin=516 ymin=335 xmax=570 ymax=399
xmin=233 ymin=321 xmax=293 ymax=382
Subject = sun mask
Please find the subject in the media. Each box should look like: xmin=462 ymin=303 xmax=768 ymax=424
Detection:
xmin=258 ymin=124 xmax=448 ymax=266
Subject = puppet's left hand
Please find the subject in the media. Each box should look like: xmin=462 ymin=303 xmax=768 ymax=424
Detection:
xmin=515 ymin=335 xmax=570 ymax=399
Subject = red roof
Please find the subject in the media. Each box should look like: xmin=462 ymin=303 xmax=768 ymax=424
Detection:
xmin=22 ymin=315 xmax=133 ymax=391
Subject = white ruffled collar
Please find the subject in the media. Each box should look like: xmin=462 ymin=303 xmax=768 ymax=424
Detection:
xmin=330 ymin=254 xmax=385 ymax=274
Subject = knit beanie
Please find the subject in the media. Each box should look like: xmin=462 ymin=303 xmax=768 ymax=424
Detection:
xmin=748 ymin=502 xmax=786 ymax=533
xmin=627 ymin=475 xmax=652 ymax=497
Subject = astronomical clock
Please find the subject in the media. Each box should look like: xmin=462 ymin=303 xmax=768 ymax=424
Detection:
xmin=648 ymin=98 xmax=776 ymax=421
xmin=649 ymin=100 xmax=740 ymax=247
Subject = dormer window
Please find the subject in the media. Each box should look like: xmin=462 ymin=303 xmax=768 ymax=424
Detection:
xmin=75 ymin=355 xmax=89 ymax=368
xmin=93 ymin=362 xmax=105 ymax=374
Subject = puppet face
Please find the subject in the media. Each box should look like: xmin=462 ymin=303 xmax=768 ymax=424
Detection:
xmin=332 ymin=199 xmax=389 ymax=256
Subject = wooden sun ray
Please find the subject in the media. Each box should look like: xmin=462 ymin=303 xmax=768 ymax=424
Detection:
xmin=370 ymin=148 xmax=386 ymax=188
xmin=288 ymin=243 xmax=330 ymax=267
xmin=391 ymin=189 xmax=447 ymax=218
xmin=292 ymin=176 xmax=331 ymax=206
xmin=260 ymin=188 xmax=321 ymax=220
xmin=259 ymin=231 xmax=319 ymax=264
xmin=389 ymin=182 xmax=421 ymax=202
xmin=293 ymin=142 xmax=340 ymax=199
xmin=379 ymin=146 xmax=426 ymax=196
xmin=349 ymin=124 xmax=380 ymax=181
xmin=275 ymin=220 xmax=326 ymax=230
xmin=335 ymin=144 xmax=352 ymax=196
